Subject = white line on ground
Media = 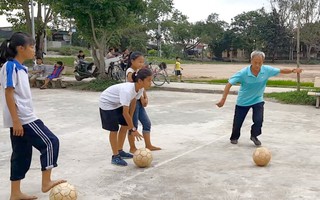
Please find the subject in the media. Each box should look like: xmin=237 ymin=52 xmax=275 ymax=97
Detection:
xmin=114 ymin=134 xmax=229 ymax=186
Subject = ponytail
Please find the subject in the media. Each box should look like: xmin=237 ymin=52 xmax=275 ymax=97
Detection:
xmin=0 ymin=32 xmax=35 ymax=65
xmin=0 ymin=39 xmax=10 ymax=65
xmin=132 ymin=68 xmax=152 ymax=82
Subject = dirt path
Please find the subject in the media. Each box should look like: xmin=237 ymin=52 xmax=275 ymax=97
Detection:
xmin=167 ymin=63 xmax=320 ymax=82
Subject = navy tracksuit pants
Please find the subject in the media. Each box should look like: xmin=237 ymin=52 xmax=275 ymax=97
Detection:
xmin=230 ymin=102 xmax=264 ymax=140
xmin=10 ymin=119 xmax=59 ymax=181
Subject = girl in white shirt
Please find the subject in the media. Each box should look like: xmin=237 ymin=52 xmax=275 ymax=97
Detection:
xmin=99 ymin=68 xmax=153 ymax=166
xmin=126 ymin=52 xmax=161 ymax=153
xmin=0 ymin=32 xmax=65 ymax=200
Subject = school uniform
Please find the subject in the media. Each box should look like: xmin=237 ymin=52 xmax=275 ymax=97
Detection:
xmin=125 ymin=68 xmax=151 ymax=133
xmin=0 ymin=59 xmax=59 ymax=181
xmin=99 ymin=82 xmax=143 ymax=131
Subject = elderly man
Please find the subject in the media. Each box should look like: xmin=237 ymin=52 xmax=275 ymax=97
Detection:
xmin=216 ymin=50 xmax=302 ymax=146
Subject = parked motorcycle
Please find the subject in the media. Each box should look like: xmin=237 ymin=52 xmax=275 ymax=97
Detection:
xmin=74 ymin=60 xmax=99 ymax=81
xmin=74 ymin=55 xmax=126 ymax=82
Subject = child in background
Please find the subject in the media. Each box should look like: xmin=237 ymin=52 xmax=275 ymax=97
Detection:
xmin=29 ymin=57 xmax=45 ymax=87
xmin=175 ymin=56 xmax=183 ymax=82
xmin=40 ymin=61 xmax=64 ymax=89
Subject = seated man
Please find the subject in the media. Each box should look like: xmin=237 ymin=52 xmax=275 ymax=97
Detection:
xmin=40 ymin=61 xmax=64 ymax=89
xmin=75 ymin=50 xmax=85 ymax=63
xmin=29 ymin=57 xmax=45 ymax=87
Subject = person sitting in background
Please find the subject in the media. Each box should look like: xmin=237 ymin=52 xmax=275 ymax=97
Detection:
xmin=106 ymin=48 xmax=115 ymax=59
xmin=120 ymin=48 xmax=130 ymax=70
xmin=74 ymin=50 xmax=85 ymax=67
xmin=40 ymin=61 xmax=64 ymax=89
xmin=76 ymin=50 xmax=85 ymax=62
xmin=29 ymin=57 xmax=45 ymax=87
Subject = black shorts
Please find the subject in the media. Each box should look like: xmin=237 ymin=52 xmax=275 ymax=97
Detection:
xmin=100 ymin=107 xmax=127 ymax=131
xmin=175 ymin=70 xmax=182 ymax=76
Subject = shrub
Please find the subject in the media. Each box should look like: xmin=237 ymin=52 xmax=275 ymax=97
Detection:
xmin=148 ymin=49 xmax=158 ymax=56
xmin=70 ymin=79 xmax=119 ymax=91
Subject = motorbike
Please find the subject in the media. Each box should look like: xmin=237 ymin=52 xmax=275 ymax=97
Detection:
xmin=74 ymin=60 xmax=99 ymax=81
xmin=74 ymin=55 xmax=126 ymax=82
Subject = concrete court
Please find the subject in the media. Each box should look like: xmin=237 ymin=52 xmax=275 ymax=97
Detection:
xmin=0 ymin=88 xmax=320 ymax=200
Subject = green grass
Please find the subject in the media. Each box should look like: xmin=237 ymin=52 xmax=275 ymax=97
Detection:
xmin=48 ymin=46 xmax=91 ymax=56
xmin=185 ymin=79 xmax=314 ymax=88
xmin=264 ymin=90 xmax=316 ymax=105
xmin=44 ymin=57 xmax=75 ymax=67
xmin=185 ymin=79 xmax=319 ymax=106
xmin=146 ymin=56 xmax=227 ymax=64
xmin=69 ymin=79 xmax=119 ymax=92
xmin=267 ymin=80 xmax=314 ymax=87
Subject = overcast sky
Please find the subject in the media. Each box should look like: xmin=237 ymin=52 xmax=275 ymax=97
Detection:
xmin=173 ymin=0 xmax=271 ymax=23
xmin=0 ymin=0 xmax=271 ymax=27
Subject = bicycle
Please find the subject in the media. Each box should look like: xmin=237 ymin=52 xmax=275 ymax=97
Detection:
xmin=105 ymin=56 xmax=126 ymax=82
xmin=147 ymin=61 xmax=170 ymax=86
xmin=108 ymin=62 xmax=125 ymax=82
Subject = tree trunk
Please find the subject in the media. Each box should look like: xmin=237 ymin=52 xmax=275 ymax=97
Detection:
xmin=22 ymin=1 xmax=32 ymax=34
xmin=97 ymin=46 xmax=108 ymax=79
xmin=35 ymin=31 xmax=44 ymax=58
xmin=272 ymin=51 xmax=276 ymax=63
xmin=307 ymin=45 xmax=312 ymax=61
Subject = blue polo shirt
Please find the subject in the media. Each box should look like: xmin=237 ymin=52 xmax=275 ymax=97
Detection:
xmin=229 ymin=65 xmax=280 ymax=106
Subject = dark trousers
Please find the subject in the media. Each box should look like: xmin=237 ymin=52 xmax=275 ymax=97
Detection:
xmin=230 ymin=102 xmax=264 ymax=140
xmin=10 ymin=119 xmax=59 ymax=181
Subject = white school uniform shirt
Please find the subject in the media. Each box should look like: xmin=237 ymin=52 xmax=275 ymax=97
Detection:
xmin=99 ymin=82 xmax=144 ymax=110
xmin=125 ymin=67 xmax=135 ymax=82
xmin=125 ymin=67 xmax=145 ymax=96
xmin=0 ymin=60 xmax=38 ymax=128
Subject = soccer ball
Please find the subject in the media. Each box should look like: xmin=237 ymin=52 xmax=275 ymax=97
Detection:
xmin=253 ymin=147 xmax=272 ymax=167
xmin=133 ymin=148 xmax=153 ymax=168
xmin=49 ymin=182 xmax=77 ymax=200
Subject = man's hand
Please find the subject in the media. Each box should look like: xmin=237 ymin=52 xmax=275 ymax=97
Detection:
xmin=293 ymin=68 xmax=303 ymax=74
xmin=131 ymin=130 xmax=144 ymax=141
xmin=216 ymin=98 xmax=226 ymax=108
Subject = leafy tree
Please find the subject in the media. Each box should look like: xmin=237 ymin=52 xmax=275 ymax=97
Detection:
xmin=139 ymin=0 xmax=173 ymax=56
xmin=270 ymin=0 xmax=320 ymax=25
xmin=300 ymin=22 xmax=320 ymax=60
xmin=232 ymin=10 xmax=266 ymax=59
xmin=0 ymin=0 xmax=53 ymax=57
xmin=202 ymin=13 xmax=228 ymax=59
xmin=51 ymin=0 xmax=146 ymax=78
xmin=261 ymin=9 xmax=291 ymax=61
xmin=165 ymin=10 xmax=195 ymax=57
xmin=270 ymin=0 xmax=320 ymax=59
xmin=119 ymin=21 xmax=149 ymax=52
